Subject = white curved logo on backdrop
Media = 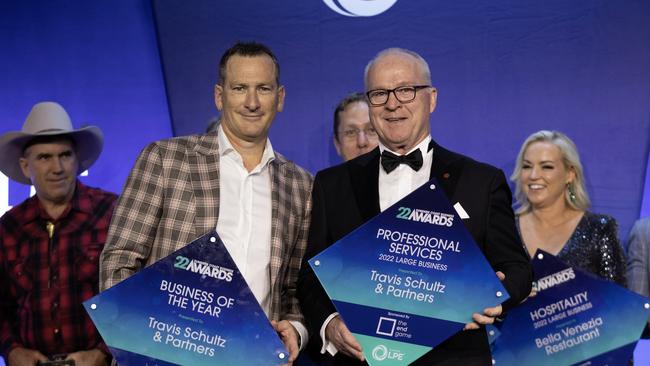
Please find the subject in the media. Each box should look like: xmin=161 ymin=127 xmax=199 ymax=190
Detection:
xmin=323 ymin=0 xmax=398 ymax=17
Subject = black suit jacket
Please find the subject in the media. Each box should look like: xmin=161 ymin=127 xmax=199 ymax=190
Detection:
xmin=297 ymin=142 xmax=532 ymax=365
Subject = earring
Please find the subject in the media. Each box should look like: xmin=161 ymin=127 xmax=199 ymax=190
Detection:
xmin=567 ymin=183 xmax=576 ymax=203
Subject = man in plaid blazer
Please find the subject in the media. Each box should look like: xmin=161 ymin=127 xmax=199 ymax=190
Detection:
xmin=99 ymin=42 xmax=312 ymax=364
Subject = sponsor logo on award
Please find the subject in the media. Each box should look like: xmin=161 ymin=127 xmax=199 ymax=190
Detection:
xmin=532 ymin=267 xmax=575 ymax=292
xmin=371 ymin=344 xmax=405 ymax=361
xmin=395 ymin=207 xmax=454 ymax=227
xmin=174 ymin=255 xmax=234 ymax=282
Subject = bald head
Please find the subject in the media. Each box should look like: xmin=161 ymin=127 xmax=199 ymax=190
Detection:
xmin=364 ymin=48 xmax=431 ymax=89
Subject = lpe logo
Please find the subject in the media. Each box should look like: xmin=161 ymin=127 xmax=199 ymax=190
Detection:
xmin=371 ymin=344 xmax=405 ymax=362
xmin=323 ymin=0 xmax=398 ymax=17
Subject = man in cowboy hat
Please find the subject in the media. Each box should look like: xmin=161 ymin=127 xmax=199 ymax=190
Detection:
xmin=0 ymin=102 xmax=116 ymax=366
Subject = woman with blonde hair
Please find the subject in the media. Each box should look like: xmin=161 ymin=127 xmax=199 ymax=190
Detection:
xmin=511 ymin=130 xmax=626 ymax=284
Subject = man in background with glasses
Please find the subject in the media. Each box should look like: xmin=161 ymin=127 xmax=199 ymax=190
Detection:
xmin=332 ymin=92 xmax=378 ymax=161
xmin=298 ymin=48 xmax=531 ymax=365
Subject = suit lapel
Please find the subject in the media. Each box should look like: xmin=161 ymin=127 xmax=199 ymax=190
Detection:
xmin=350 ymin=148 xmax=381 ymax=221
xmin=429 ymin=140 xmax=461 ymax=201
xmin=268 ymin=156 xmax=287 ymax=308
xmin=188 ymin=132 xmax=221 ymax=237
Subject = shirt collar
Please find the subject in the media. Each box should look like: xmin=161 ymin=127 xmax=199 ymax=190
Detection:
xmin=24 ymin=180 xmax=90 ymax=223
xmin=217 ymin=124 xmax=275 ymax=170
xmin=378 ymin=135 xmax=432 ymax=156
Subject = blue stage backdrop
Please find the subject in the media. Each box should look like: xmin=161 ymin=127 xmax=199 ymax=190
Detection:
xmin=1 ymin=1 xmax=650 ymax=365
xmin=1 ymin=1 xmax=648 ymax=237
xmin=0 ymin=3 xmax=169 ymax=362
xmin=151 ymin=0 xmax=650 ymax=240
xmin=0 ymin=0 xmax=172 ymax=215
xmin=642 ymin=152 xmax=650 ymax=218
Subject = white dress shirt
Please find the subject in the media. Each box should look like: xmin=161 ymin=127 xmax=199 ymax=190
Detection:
xmin=320 ymin=136 xmax=434 ymax=355
xmin=378 ymin=136 xmax=433 ymax=211
xmin=216 ymin=125 xmax=307 ymax=347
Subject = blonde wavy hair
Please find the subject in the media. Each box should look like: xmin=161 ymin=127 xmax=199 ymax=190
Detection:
xmin=510 ymin=130 xmax=590 ymax=214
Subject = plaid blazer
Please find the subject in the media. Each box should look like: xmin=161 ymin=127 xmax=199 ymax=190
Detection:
xmin=627 ymin=217 xmax=650 ymax=297
xmin=99 ymin=130 xmax=313 ymax=323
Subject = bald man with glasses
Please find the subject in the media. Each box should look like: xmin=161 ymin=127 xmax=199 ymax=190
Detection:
xmin=298 ymin=48 xmax=531 ymax=365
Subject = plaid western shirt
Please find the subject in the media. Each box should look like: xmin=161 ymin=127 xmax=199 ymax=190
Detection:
xmin=0 ymin=181 xmax=117 ymax=359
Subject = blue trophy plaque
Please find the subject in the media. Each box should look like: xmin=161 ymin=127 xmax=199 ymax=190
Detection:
xmin=490 ymin=249 xmax=650 ymax=366
xmin=84 ymin=231 xmax=288 ymax=365
xmin=309 ymin=178 xmax=509 ymax=365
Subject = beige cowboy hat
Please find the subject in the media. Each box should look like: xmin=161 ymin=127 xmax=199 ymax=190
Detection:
xmin=0 ymin=101 xmax=104 ymax=185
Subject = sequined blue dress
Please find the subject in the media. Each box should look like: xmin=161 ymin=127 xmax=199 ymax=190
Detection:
xmin=517 ymin=212 xmax=627 ymax=286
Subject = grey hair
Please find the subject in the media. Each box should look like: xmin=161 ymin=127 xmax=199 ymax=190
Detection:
xmin=363 ymin=48 xmax=432 ymax=89
xmin=510 ymin=130 xmax=590 ymax=214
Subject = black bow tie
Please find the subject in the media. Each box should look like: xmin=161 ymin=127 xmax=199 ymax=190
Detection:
xmin=381 ymin=149 xmax=423 ymax=173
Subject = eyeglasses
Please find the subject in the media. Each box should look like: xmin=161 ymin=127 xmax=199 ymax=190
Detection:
xmin=339 ymin=127 xmax=378 ymax=140
xmin=366 ymin=85 xmax=432 ymax=106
